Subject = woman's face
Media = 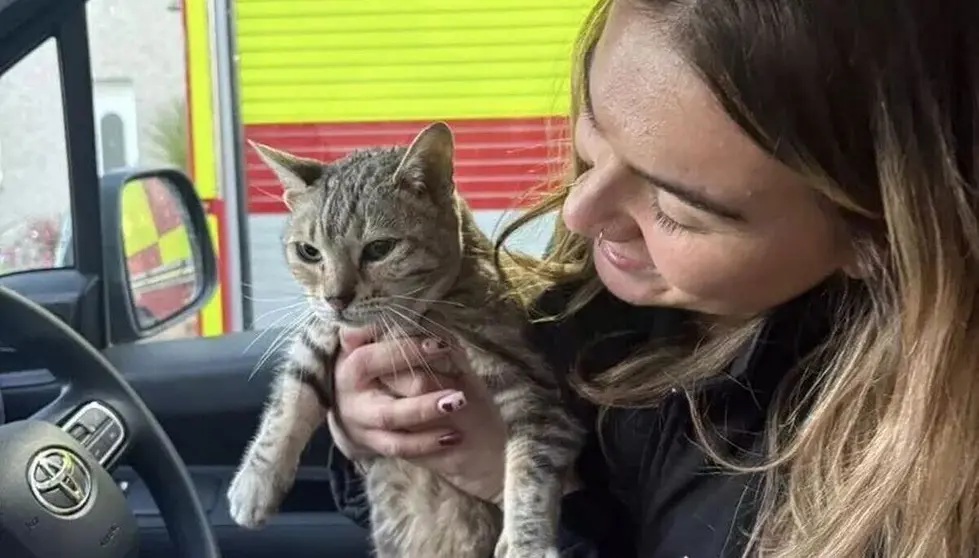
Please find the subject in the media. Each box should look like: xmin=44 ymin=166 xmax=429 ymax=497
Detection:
xmin=563 ymin=0 xmax=852 ymax=317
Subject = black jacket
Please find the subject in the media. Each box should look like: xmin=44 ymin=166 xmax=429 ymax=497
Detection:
xmin=327 ymin=283 xmax=833 ymax=557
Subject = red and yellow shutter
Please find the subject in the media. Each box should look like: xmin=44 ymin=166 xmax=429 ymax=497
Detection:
xmin=233 ymin=0 xmax=593 ymax=212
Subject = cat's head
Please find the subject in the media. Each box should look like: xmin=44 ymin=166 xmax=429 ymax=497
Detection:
xmin=252 ymin=122 xmax=465 ymax=326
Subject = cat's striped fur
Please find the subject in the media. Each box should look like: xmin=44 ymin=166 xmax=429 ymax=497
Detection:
xmin=227 ymin=122 xmax=585 ymax=558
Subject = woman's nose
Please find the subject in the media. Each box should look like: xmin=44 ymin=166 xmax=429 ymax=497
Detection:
xmin=562 ymin=164 xmax=624 ymax=238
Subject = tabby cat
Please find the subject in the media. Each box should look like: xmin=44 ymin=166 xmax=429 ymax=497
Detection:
xmin=226 ymin=122 xmax=584 ymax=558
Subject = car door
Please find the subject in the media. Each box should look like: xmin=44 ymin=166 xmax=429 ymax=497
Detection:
xmin=0 ymin=1 xmax=369 ymax=557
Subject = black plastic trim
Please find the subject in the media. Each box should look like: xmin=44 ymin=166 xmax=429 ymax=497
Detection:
xmin=0 ymin=269 xmax=102 ymax=353
xmin=0 ymin=329 xmax=281 ymax=421
xmin=57 ymin=5 xmax=102 ymax=280
xmin=0 ymin=0 xmax=82 ymax=74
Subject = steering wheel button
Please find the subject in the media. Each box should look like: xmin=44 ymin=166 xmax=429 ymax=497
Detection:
xmin=88 ymin=430 xmax=118 ymax=461
xmin=103 ymin=421 xmax=122 ymax=442
xmin=69 ymin=423 xmax=90 ymax=442
xmin=77 ymin=407 xmax=110 ymax=431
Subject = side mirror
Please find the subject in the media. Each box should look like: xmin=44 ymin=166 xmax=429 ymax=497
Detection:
xmin=100 ymin=168 xmax=218 ymax=344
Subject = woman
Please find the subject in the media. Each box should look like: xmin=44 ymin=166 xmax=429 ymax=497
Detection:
xmin=326 ymin=0 xmax=979 ymax=556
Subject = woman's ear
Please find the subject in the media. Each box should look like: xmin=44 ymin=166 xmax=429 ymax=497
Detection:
xmin=841 ymin=258 xmax=866 ymax=279
xmin=841 ymin=233 xmax=884 ymax=280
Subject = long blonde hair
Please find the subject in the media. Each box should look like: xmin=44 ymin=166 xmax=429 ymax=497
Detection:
xmin=496 ymin=1 xmax=979 ymax=556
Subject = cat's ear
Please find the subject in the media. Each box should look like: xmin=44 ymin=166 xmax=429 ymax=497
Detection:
xmin=393 ymin=122 xmax=454 ymax=197
xmin=250 ymin=141 xmax=324 ymax=210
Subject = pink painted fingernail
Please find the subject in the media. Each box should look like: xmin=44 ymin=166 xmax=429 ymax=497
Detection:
xmin=438 ymin=433 xmax=461 ymax=446
xmin=437 ymin=392 xmax=467 ymax=413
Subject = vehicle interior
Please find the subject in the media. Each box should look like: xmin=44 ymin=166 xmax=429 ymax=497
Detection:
xmin=0 ymin=0 xmax=372 ymax=556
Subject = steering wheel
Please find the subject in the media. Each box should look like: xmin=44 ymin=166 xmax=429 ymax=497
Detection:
xmin=0 ymin=286 xmax=220 ymax=558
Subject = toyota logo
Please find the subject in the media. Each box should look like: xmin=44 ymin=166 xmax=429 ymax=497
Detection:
xmin=27 ymin=447 xmax=93 ymax=516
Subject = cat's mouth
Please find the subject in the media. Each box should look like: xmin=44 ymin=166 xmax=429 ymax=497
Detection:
xmin=311 ymin=298 xmax=430 ymax=332
xmin=310 ymin=303 xmax=342 ymax=323
xmin=311 ymin=303 xmax=373 ymax=327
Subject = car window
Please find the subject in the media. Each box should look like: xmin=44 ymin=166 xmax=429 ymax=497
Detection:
xmin=0 ymin=39 xmax=72 ymax=276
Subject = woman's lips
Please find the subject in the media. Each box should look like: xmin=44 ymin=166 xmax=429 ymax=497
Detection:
xmin=598 ymin=238 xmax=655 ymax=272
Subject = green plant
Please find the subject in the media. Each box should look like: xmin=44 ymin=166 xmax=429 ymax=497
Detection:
xmin=146 ymin=97 xmax=188 ymax=171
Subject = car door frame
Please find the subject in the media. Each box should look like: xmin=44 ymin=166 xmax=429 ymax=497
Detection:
xmin=0 ymin=0 xmax=107 ymax=350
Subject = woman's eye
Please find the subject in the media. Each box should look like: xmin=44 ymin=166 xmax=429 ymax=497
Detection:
xmin=295 ymin=242 xmax=322 ymax=263
xmin=362 ymin=239 xmax=399 ymax=263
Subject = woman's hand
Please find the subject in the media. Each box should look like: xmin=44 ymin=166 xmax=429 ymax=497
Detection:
xmin=329 ymin=326 xmax=507 ymax=503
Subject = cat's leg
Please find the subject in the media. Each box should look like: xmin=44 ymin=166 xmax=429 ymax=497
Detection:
xmin=367 ymin=459 xmax=502 ymax=558
xmin=364 ymin=459 xmax=416 ymax=558
xmin=227 ymin=330 xmax=338 ymax=529
xmin=494 ymin=393 xmax=585 ymax=558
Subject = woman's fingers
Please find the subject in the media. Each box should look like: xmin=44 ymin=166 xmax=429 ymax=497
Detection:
xmin=336 ymin=336 xmax=451 ymax=392
xmin=332 ymin=330 xmax=470 ymax=460
xmin=359 ymin=425 xmax=462 ymax=459
xmin=380 ymin=366 xmax=460 ymax=398
xmin=338 ymin=325 xmax=378 ymax=352
xmin=326 ymin=410 xmax=370 ymax=460
xmin=358 ymin=389 xmax=467 ymax=431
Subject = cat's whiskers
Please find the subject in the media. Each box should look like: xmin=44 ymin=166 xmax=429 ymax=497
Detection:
xmin=384 ymin=314 xmax=444 ymax=392
xmin=243 ymin=293 xmax=306 ymax=303
xmin=384 ymin=315 xmax=426 ymax=388
xmin=387 ymin=294 xmax=467 ymax=309
xmin=251 ymin=300 xmax=309 ymax=326
xmin=249 ymin=309 xmax=314 ymax=381
xmin=378 ymin=314 xmax=402 ymax=383
xmin=241 ymin=302 xmax=309 ymax=358
xmin=255 ymin=312 xmax=314 ymax=381
xmin=382 ymin=310 xmax=445 ymax=391
xmin=383 ymin=304 xmax=451 ymax=347
xmin=387 ymin=302 xmax=458 ymax=342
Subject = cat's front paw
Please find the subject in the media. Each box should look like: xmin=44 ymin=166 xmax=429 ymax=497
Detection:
xmin=227 ymin=464 xmax=283 ymax=529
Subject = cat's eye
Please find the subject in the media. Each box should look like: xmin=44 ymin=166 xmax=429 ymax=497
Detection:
xmin=295 ymin=242 xmax=322 ymax=263
xmin=361 ymin=239 xmax=399 ymax=263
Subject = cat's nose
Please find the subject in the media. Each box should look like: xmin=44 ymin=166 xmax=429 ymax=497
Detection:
xmin=325 ymin=292 xmax=355 ymax=311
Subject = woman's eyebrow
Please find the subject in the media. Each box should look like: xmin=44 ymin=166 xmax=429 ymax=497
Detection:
xmin=581 ymin=46 xmax=747 ymax=223
xmin=628 ymin=166 xmax=748 ymax=222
